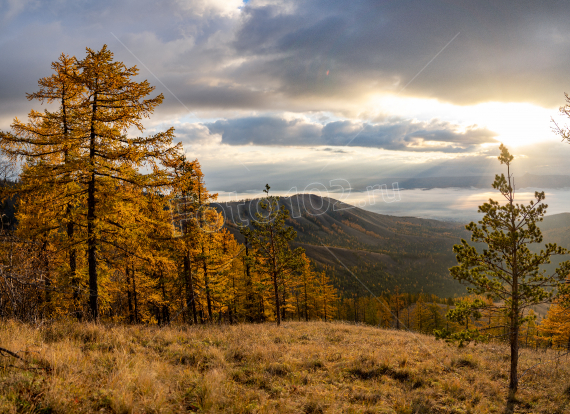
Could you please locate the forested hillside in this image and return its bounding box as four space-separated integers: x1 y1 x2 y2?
536 212 570 247
0 48 342 326
219 194 470 298
220 197 570 299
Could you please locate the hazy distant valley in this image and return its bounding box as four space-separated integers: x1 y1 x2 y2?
216 175 570 222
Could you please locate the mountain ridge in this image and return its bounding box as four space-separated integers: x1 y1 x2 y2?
216 194 570 298
367 173 570 190
218 194 468 297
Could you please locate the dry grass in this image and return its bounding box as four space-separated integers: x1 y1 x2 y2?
0 320 569 413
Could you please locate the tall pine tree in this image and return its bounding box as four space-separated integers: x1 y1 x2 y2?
447 144 570 401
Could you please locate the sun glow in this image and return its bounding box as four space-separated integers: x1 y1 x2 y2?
470 102 560 148
366 94 561 148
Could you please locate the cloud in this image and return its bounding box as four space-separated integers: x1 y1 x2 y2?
232 0 570 107
206 117 321 146
2 0 570 194
203 116 497 152
2 0 570 126
173 123 222 146
191 141 570 193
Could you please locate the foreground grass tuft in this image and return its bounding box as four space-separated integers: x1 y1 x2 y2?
0 320 569 413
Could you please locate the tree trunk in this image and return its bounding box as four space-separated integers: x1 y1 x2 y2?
160 272 169 325
281 283 287 321
184 253 198 324
268 224 280 326
304 279 309 322
87 91 98 321
509 310 520 399
509 182 520 401
273 270 281 326
126 265 133 323
231 271 236 324
324 291 327 322
203 248 213 322
42 240 51 309
68 220 78 309
354 295 358 323
419 305 423 332
395 302 400 329
62 83 79 319
132 266 138 324
244 241 254 322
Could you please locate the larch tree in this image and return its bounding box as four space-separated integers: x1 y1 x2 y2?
539 300 570 350
73 45 180 319
412 293 430 333
170 156 203 324
389 287 406 329
296 253 318 321
446 144 570 401
1 46 181 320
0 54 86 316
241 184 304 326
170 156 220 323
318 270 338 322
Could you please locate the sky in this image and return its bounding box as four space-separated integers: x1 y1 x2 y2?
3 0 570 196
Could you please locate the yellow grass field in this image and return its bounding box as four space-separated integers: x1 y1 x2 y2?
0 320 569 413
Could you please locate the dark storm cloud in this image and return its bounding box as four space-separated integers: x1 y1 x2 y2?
2 0 570 129
206 117 321 146
0 0 244 126
232 0 570 107
201 117 497 152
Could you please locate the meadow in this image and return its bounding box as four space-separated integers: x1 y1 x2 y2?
1 321 569 413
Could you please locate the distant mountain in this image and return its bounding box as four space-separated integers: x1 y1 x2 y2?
531 212 570 282
536 212 570 247
371 174 570 190
216 195 570 299
218 194 470 298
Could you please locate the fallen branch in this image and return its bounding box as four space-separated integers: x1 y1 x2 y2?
0 346 51 372
0 346 25 362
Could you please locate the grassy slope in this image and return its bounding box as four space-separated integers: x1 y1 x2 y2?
1 321 569 413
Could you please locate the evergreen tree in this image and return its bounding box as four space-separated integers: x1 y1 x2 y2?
445 144 570 400
296 254 318 321
412 293 430 333
375 297 392 328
